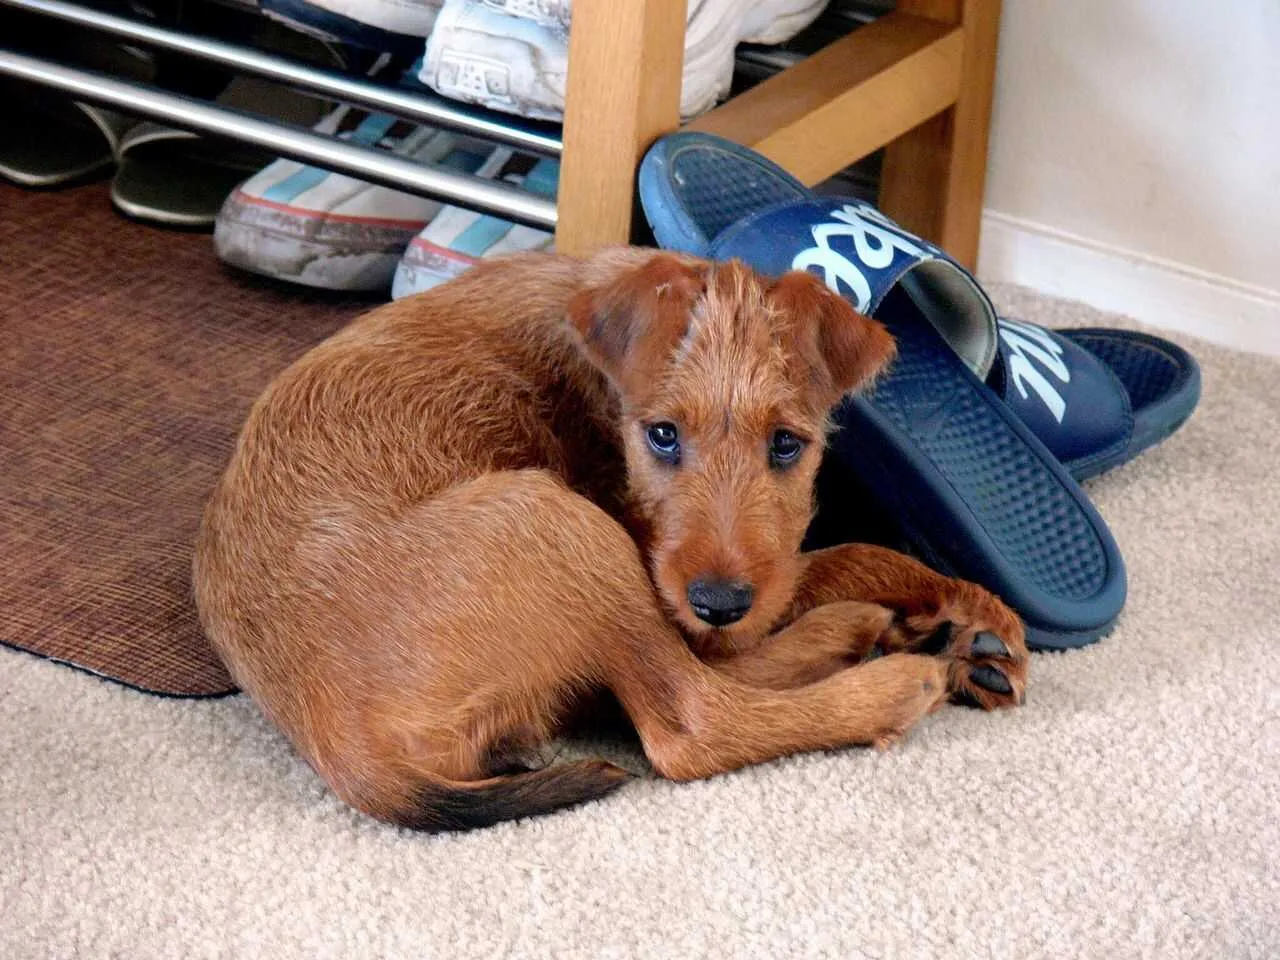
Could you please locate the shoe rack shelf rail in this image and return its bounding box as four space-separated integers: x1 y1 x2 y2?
0 0 1001 267
0 0 561 228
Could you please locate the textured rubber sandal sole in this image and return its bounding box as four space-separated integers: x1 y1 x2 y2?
835 293 1126 650
1058 328 1202 481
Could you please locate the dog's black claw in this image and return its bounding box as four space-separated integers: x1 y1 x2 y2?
970 664 1013 695
970 631 1010 660
919 621 954 655
951 688 984 709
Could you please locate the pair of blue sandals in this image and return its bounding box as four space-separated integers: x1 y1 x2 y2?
639 133 1201 651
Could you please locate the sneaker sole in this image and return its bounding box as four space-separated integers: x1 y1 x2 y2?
390 234 480 296
215 190 429 291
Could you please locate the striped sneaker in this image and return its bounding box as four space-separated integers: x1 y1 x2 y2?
391 154 557 298
213 105 502 291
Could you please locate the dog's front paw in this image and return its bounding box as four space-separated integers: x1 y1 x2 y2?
935 621 1027 710
892 586 1028 710
853 654 949 749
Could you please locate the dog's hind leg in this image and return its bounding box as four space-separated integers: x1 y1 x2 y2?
606 638 946 781
293 468 649 830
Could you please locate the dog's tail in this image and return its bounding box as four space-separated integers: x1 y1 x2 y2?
387 760 633 832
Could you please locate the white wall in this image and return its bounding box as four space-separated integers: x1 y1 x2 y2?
977 0 1280 352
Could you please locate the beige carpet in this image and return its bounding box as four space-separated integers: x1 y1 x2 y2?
2 284 1277 959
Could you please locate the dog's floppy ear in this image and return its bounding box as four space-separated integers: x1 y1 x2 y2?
769 269 896 407
568 253 707 394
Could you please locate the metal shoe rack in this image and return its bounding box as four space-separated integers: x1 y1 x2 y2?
0 0 560 229
1 0 1000 265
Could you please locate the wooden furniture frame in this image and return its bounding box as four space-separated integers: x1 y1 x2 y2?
556 0 1001 269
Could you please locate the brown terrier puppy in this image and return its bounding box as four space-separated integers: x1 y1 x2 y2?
194 248 1027 831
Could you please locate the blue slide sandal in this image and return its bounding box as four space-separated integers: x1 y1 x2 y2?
638 133 1160 650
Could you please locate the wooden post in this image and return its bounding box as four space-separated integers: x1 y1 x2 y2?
878 0 1002 268
554 0 687 256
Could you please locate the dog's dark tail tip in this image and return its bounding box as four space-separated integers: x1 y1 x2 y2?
391 759 634 833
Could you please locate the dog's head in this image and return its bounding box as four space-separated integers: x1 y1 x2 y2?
569 251 895 649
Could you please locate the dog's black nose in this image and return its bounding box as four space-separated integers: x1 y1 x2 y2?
687 579 754 627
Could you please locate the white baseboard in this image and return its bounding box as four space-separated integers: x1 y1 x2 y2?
977 211 1280 357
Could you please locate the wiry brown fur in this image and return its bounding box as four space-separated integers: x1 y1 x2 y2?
194 248 1027 832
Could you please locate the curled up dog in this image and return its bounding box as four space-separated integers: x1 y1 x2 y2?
193 248 1028 831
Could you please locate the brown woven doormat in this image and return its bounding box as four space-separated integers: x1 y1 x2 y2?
0 183 367 696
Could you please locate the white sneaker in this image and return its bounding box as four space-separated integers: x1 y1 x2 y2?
392 154 558 298
214 105 502 291
421 0 830 121
291 0 442 35
262 0 444 45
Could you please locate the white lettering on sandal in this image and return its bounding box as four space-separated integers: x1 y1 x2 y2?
791 207 1071 424
790 204 930 312
999 318 1070 423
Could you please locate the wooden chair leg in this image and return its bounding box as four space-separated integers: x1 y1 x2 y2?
879 0 1002 269
554 0 686 256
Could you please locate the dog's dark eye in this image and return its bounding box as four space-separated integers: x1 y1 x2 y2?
769 429 805 468
646 422 681 464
